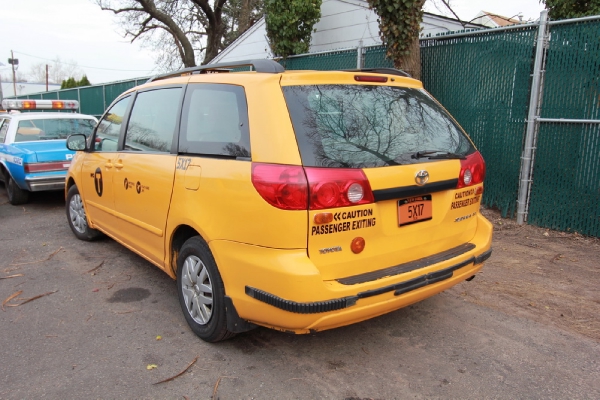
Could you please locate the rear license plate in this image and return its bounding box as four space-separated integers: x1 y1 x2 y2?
398 195 432 226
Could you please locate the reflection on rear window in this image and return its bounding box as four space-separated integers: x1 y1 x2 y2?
283 85 474 168
15 118 96 142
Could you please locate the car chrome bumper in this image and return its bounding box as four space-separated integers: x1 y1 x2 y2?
25 176 66 191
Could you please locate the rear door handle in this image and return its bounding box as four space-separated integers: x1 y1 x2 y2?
114 160 124 170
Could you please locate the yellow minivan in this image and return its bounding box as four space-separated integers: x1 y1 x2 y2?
65 60 492 342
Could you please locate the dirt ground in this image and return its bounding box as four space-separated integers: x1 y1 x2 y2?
459 208 600 341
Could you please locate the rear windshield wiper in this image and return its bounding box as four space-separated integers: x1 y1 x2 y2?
411 150 466 160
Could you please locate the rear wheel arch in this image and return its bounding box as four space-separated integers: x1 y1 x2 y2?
170 224 202 276
1 164 10 182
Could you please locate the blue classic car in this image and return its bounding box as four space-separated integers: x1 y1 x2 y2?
0 99 97 205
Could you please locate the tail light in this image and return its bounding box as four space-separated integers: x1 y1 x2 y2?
354 75 388 83
251 164 374 211
251 164 308 210
457 151 486 188
24 161 71 173
305 167 374 210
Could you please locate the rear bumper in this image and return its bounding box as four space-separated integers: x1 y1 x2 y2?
25 174 66 192
245 247 492 315
211 213 493 333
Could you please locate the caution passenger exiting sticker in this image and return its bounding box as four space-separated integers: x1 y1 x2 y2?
312 208 376 236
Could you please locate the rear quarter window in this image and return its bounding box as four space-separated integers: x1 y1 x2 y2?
0 118 9 142
283 85 474 168
178 84 250 158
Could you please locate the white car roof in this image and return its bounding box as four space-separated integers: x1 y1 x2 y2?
6 112 97 121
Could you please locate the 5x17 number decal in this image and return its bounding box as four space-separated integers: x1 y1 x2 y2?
176 158 192 170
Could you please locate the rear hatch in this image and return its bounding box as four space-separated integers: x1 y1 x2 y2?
281 75 486 281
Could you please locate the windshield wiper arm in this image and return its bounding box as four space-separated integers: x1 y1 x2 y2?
427 152 466 160
411 150 438 159
411 150 466 160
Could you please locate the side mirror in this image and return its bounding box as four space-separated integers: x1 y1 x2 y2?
66 134 88 151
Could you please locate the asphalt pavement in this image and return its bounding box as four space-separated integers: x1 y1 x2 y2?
0 188 598 399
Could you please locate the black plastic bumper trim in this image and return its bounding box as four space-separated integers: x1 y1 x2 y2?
475 248 492 264
357 257 475 299
337 243 476 285
245 248 492 314
245 287 358 314
372 179 458 202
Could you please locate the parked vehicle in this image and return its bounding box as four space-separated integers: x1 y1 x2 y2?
65 60 493 342
0 100 97 204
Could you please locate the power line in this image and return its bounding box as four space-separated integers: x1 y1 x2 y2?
13 50 157 73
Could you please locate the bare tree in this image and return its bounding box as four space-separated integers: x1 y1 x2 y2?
27 57 84 84
222 0 263 47
96 0 229 70
1 71 27 83
426 0 467 27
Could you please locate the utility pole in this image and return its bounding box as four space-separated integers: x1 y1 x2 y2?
8 50 19 96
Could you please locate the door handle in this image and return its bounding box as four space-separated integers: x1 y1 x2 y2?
114 160 124 170
105 161 114 169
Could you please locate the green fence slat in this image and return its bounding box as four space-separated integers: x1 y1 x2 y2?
79 86 105 116
104 81 138 108
58 89 79 101
364 46 394 68
41 92 59 100
420 26 538 218
527 19 600 236
282 49 357 70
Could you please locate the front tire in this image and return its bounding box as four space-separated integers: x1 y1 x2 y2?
6 175 29 205
66 185 102 241
177 236 235 342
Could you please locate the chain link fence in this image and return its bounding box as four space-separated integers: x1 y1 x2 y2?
13 78 148 118
421 26 538 219
527 18 600 235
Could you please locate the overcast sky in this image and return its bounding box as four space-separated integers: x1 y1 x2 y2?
0 0 546 85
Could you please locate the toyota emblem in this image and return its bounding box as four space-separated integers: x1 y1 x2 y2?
415 170 429 186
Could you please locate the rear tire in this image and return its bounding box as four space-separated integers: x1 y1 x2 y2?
6 175 29 205
66 185 102 241
177 236 235 342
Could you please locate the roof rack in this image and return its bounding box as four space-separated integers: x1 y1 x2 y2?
147 59 285 83
342 68 412 78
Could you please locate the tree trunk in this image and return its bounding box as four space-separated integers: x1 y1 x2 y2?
240 0 251 32
203 29 220 64
182 46 197 68
397 36 421 80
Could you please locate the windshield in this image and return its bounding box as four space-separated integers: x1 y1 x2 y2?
15 118 96 142
283 85 475 168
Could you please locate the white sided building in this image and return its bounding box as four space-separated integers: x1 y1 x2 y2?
210 0 485 64
1 82 61 100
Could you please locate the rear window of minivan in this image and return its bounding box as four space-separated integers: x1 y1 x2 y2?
283 85 475 168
